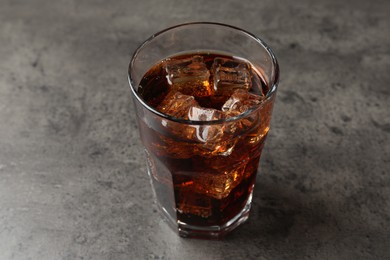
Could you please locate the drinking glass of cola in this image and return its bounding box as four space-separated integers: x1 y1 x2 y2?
128 22 279 239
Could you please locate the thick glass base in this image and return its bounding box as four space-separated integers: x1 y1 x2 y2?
157 191 253 240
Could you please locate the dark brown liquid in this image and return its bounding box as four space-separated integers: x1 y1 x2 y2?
137 53 274 229
138 53 268 109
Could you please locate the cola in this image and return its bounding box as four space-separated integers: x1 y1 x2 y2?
136 53 275 236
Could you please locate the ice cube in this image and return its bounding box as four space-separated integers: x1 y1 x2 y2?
151 134 198 158
199 139 237 156
244 156 260 179
188 106 223 121
188 106 224 143
222 89 263 115
176 190 212 218
191 164 246 199
222 89 264 135
198 145 250 170
212 57 252 95
188 106 241 155
155 92 228 151
157 91 198 119
164 56 213 97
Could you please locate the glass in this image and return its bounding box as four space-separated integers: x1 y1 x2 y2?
128 22 279 239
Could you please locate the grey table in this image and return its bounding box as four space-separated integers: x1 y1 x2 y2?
0 0 389 259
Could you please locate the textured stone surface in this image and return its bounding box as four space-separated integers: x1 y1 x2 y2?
0 0 389 259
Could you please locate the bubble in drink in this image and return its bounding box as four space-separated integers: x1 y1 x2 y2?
137 53 272 229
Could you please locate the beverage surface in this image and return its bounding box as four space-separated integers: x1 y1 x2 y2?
136 53 274 230
138 53 269 118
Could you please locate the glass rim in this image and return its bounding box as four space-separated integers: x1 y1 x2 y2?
128 22 279 126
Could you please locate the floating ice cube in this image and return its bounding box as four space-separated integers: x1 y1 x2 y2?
198 138 238 156
222 89 263 115
157 91 198 119
188 106 223 121
164 56 213 97
188 106 224 143
212 57 252 95
221 89 264 135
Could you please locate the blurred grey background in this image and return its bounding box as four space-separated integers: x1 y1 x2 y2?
0 0 389 259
